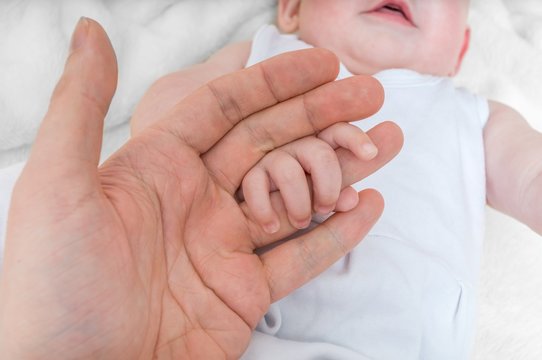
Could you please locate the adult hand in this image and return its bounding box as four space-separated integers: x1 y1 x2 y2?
0 18 402 359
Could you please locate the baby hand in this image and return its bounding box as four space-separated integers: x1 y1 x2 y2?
241 122 378 234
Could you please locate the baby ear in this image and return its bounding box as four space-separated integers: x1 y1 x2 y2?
277 0 302 33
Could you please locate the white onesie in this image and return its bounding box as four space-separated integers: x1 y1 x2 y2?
241 25 489 360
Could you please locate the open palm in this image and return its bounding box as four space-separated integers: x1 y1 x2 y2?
0 19 402 359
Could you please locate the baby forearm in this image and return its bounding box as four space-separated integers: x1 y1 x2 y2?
518 170 542 235
131 41 251 134
130 63 237 134
484 101 542 235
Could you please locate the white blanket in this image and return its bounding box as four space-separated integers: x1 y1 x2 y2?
0 0 541 358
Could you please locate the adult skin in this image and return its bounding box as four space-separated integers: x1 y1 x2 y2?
0 18 402 359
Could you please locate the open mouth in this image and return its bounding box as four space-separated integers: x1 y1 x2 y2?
368 1 415 27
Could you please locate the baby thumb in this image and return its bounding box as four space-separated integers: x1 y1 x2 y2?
25 17 118 181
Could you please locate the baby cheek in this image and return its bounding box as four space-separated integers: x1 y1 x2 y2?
298 1 354 44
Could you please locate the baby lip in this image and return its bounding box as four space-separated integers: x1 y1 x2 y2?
382 4 407 19
369 0 415 27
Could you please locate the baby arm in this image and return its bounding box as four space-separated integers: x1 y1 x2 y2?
241 123 378 234
131 41 251 134
485 100 542 234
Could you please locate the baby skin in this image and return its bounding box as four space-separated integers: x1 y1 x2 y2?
130 0 542 357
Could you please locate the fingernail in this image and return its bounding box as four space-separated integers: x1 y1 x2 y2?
315 205 334 215
294 218 312 230
70 17 90 53
362 143 378 159
264 222 280 234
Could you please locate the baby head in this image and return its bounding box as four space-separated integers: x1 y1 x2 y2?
277 0 471 77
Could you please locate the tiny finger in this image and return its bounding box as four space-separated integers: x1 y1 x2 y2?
334 186 359 212
318 123 378 161
285 138 342 215
242 167 280 234
267 153 312 229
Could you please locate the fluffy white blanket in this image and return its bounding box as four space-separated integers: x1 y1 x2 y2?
1 0 541 358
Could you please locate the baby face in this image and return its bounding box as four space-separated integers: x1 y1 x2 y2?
278 0 471 76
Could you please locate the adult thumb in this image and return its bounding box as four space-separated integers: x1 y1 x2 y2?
25 17 118 180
